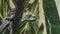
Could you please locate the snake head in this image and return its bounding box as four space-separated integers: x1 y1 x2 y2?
21 12 37 21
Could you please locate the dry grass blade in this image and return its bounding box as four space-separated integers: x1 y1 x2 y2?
38 0 47 34
54 0 60 18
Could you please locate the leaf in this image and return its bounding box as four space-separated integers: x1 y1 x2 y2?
28 0 38 12
43 0 60 34
0 13 2 19
37 24 43 34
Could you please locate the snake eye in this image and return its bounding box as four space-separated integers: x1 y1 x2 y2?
25 14 31 18
28 14 32 18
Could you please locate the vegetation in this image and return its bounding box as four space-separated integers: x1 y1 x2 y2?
0 0 60 34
